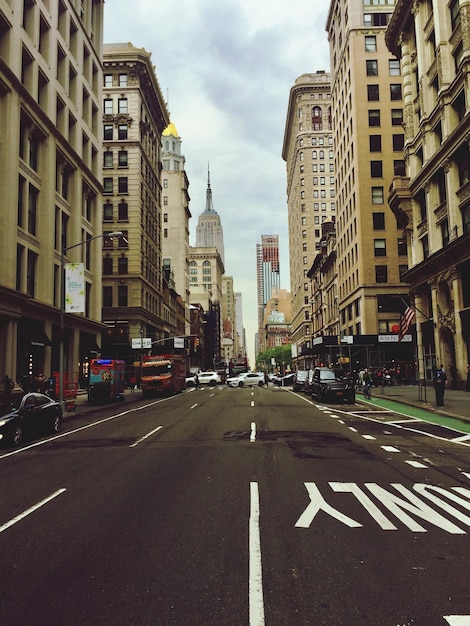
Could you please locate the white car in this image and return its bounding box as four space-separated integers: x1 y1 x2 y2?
196 371 222 386
226 372 265 388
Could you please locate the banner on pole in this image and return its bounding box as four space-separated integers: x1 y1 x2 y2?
65 263 85 313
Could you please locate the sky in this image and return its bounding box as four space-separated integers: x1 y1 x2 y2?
103 0 332 365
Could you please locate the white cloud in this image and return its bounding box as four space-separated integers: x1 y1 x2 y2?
104 0 332 364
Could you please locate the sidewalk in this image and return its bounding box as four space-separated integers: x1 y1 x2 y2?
66 387 144 416
368 383 470 424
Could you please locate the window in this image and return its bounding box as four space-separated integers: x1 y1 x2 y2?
118 256 128 274
390 84 402 100
104 98 113 114
394 160 406 176
27 184 38 235
103 151 113 168
374 239 386 257
392 134 404 151
372 187 384 204
375 266 388 283
118 98 127 114
399 265 408 281
450 0 461 31
367 85 380 101
118 124 128 140
117 285 128 307
389 59 400 76
103 286 113 307
373 213 385 230
370 161 383 177
368 110 381 126
103 177 113 194
118 201 128 221
118 150 128 167
391 109 403 126
103 124 113 140
366 60 378 76
118 73 127 86
118 231 128 248
441 219 450 246
369 135 382 152
118 177 128 193
103 257 113 274
104 74 113 87
365 35 376 52
103 202 113 221
312 106 322 130
26 250 37 297
421 235 429 259
398 238 407 256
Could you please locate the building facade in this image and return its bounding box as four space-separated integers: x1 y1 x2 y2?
101 43 171 362
386 0 470 387
256 235 281 354
0 0 104 387
195 167 225 266
161 121 191 335
326 0 414 369
263 287 292 350
282 71 335 369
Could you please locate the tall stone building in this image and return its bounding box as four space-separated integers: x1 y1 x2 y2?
386 0 470 387
282 71 335 369
161 121 191 334
256 235 281 354
0 0 104 386
101 43 171 359
325 0 413 368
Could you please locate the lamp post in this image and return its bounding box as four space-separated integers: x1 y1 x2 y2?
59 231 122 410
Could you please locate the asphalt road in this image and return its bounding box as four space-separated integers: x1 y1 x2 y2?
1 385 470 626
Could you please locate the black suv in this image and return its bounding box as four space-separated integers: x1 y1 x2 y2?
309 367 355 404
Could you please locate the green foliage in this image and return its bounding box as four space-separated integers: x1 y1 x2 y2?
256 345 292 371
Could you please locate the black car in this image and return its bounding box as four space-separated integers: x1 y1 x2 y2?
0 392 63 447
293 370 308 391
309 367 355 403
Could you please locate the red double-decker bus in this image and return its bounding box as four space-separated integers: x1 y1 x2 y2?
228 357 249 377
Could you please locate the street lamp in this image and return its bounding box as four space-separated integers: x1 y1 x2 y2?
59 231 122 409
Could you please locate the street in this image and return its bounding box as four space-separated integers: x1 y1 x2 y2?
1 385 470 626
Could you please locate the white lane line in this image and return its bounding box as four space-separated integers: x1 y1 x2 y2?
190 404 198 409
362 435 376 440
251 401 255 407
0 489 66 534
405 460 428 468
348 427 358 433
381 445 400 453
452 434 470 443
463 473 470 481
250 422 256 443
249 482 265 626
130 425 163 448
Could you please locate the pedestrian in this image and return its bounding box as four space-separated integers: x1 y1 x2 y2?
363 368 373 399
433 365 447 406
264 371 269 388
194 374 199 389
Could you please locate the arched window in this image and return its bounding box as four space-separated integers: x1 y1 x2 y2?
312 106 322 130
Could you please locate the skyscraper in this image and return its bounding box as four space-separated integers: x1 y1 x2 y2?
256 235 281 353
195 167 225 266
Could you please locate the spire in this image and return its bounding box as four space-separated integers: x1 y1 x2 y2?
205 163 214 213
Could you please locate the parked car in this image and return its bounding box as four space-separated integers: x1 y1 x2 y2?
309 367 355 403
0 391 63 447
293 370 308 391
226 372 265 388
196 371 222 386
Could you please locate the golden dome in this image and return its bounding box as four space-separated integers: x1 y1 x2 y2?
163 122 178 137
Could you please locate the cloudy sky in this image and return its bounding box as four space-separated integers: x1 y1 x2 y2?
104 0 332 364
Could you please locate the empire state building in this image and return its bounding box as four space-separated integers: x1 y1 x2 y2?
195 167 225 266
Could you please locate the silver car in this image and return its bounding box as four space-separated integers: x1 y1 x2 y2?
226 372 265 388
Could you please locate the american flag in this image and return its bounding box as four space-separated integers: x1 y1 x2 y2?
398 305 416 341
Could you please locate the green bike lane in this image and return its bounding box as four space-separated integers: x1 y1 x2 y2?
357 394 470 436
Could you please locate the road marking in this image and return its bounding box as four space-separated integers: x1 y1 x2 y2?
463 473 470 481
452 434 470 443
250 422 256 443
362 434 376 440
348 427 358 433
130 425 163 448
444 617 470 625
405 460 427 468
251 401 255 407
249 482 265 626
190 403 198 409
381 445 400 453
0 489 66 533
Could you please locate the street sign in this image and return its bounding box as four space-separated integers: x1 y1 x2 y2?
131 337 152 349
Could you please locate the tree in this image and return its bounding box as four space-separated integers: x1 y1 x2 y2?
256 345 292 372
